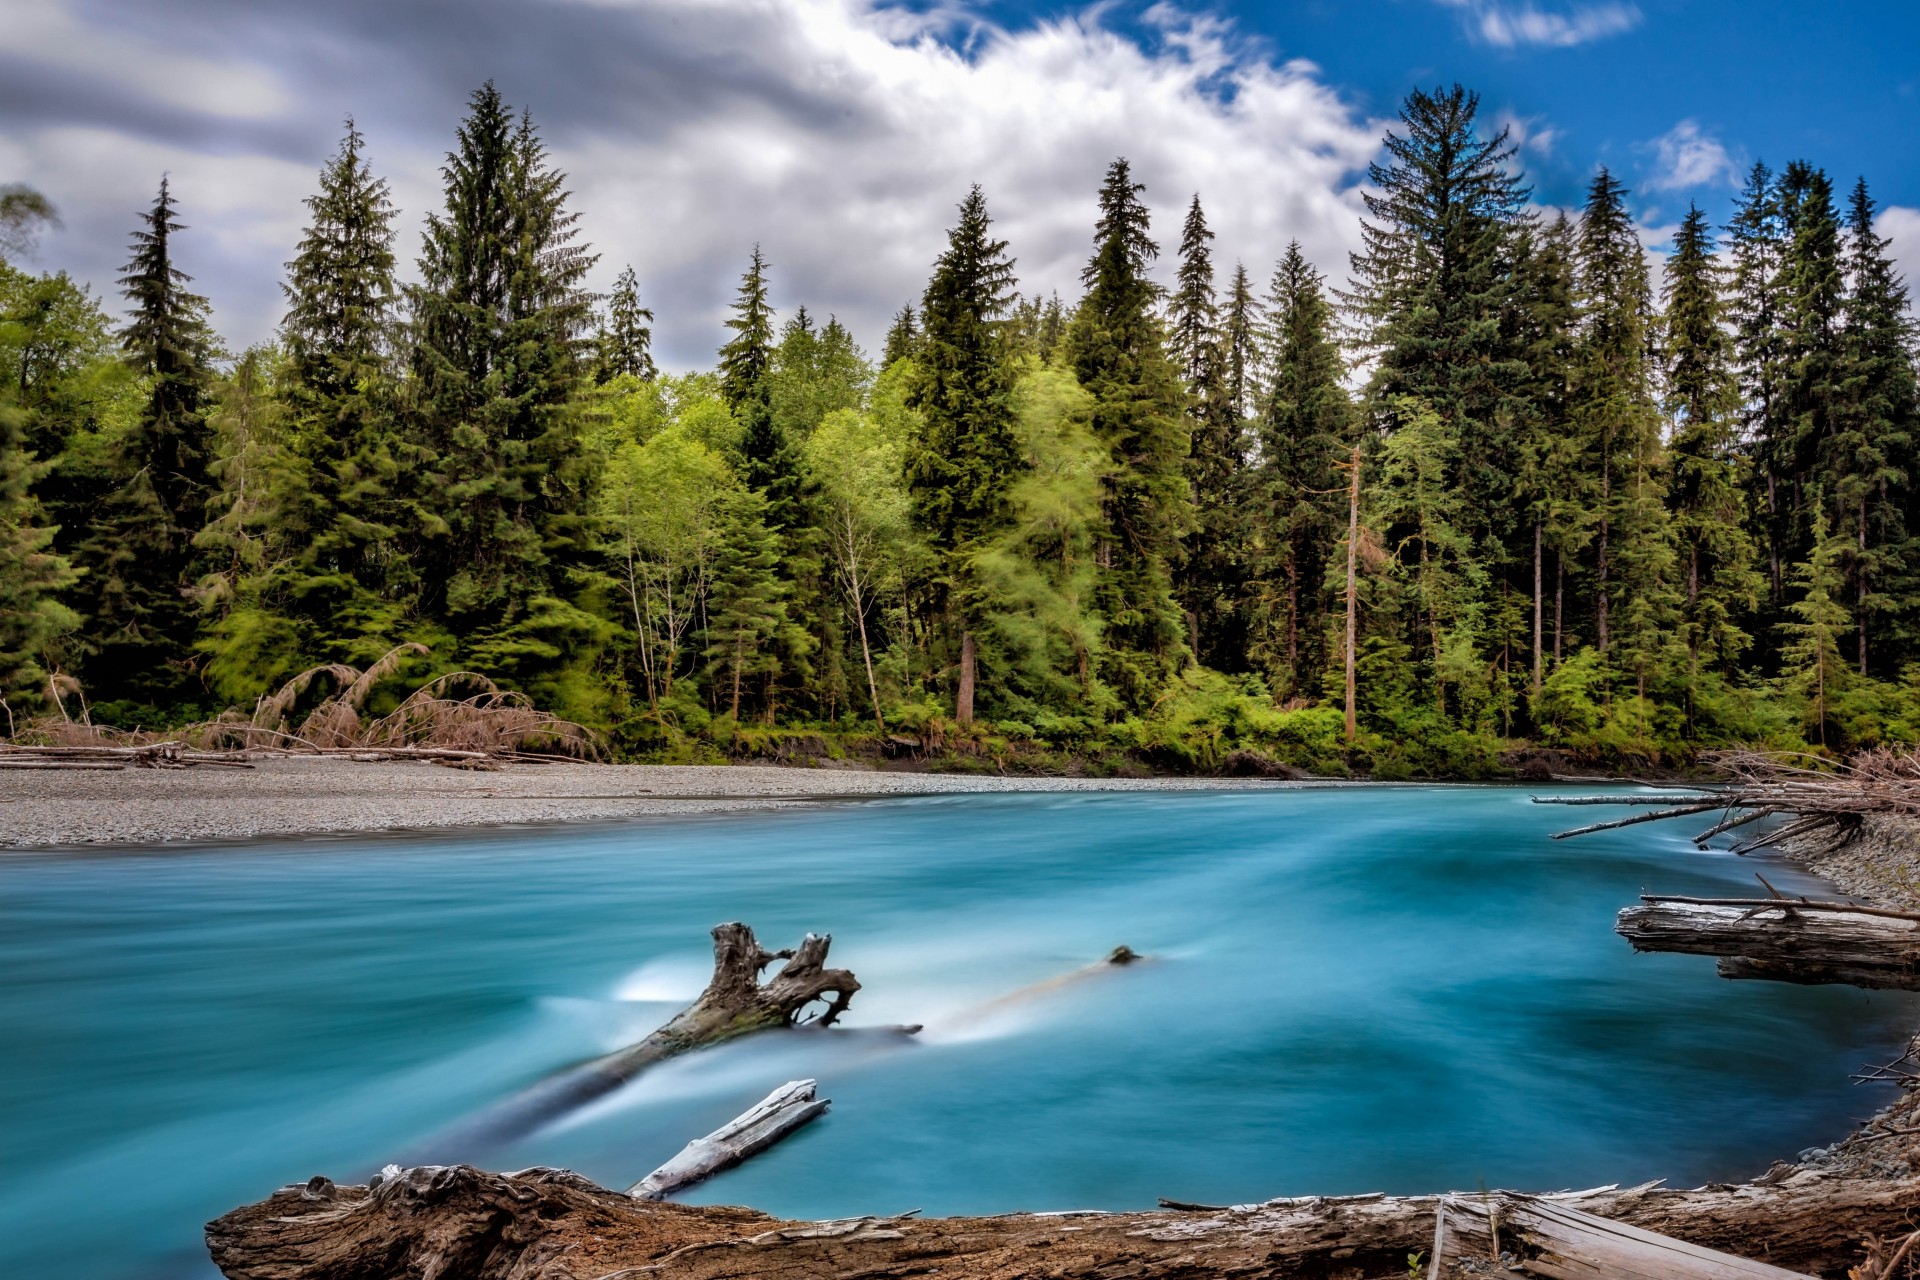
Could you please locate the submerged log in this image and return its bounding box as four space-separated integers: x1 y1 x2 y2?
406 924 861 1157
205 1161 1908 1280
629 1079 829 1201
1617 897 1920 990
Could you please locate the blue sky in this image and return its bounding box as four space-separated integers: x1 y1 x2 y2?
3 0 1914 366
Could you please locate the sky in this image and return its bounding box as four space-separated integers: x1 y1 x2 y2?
5 0 1918 370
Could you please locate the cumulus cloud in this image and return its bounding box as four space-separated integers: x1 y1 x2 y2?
1881 205 1920 292
2 0 1386 370
1434 0 1642 49
1642 119 1740 192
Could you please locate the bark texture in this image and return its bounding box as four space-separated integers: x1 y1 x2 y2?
1617 898 1920 990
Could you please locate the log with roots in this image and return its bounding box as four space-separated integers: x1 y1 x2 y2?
1617 896 1920 991
204 1159 1912 1280
408 924 862 1157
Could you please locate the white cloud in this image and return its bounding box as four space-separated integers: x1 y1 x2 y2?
1881 205 1920 291
7 0 1387 369
1642 119 1740 193
1435 0 1642 48
1495 110 1560 159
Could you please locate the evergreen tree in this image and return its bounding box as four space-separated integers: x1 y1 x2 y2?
1170 195 1247 669
257 118 406 671
596 264 655 382
703 488 794 723
408 85 602 702
1570 169 1677 696
718 244 774 409
1727 161 1791 602
882 303 920 368
1252 242 1351 696
1779 162 1847 572
81 177 218 709
1778 507 1851 745
1065 159 1192 704
1661 205 1759 686
905 185 1022 724
1832 178 1918 673
1221 262 1262 421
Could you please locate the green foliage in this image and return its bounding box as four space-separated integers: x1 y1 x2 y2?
596 264 656 383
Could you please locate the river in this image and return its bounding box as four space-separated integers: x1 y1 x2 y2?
3 785 1913 1279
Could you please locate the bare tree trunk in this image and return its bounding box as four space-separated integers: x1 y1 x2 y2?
1554 550 1565 664
730 635 743 722
1344 443 1359 746
1532 521 1543 699
956 630 976 728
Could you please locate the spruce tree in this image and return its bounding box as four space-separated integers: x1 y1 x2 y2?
1253 242 1351 696
1832 178 1918 673
1661 205 1759 685
596 264 655 382
1169 194 1248 669
1726 161 1791 602
905 185 1022 724
1779 162 1846 570
82 177 218 710
1221 263 1262 421
703 489 795 723
1065 159 1192 704
1570 168 1676 694
1779 508 1851 746
882 303 920 368
408 85 601 699
267 118 406 667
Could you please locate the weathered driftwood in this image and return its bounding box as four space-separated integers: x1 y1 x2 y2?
204 1160 1909 1280
1435 1191 1814 1279
0 741 254 769
629 1080 829 1201
1617 896 1920 990
408 924 862 1157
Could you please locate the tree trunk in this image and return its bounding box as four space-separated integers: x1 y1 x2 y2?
629 1080 830 1201
403 924 863 1159
1859 496 1870 678
207 1161 1906 1280
956 629 976 727
1554 550 1564 664
1617 896 1920 991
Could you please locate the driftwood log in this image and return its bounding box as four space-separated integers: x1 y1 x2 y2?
205 1157 1917 1280
629 1079 829 1200
408 924 863 1158
1617 896 1920 991
1435 1192 1815 1278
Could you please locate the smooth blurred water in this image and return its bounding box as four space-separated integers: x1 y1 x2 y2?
3 786 1915 1280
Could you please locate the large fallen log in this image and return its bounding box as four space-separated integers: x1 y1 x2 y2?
629 1079 829 1201
1617 896 1920 990
404 924 863 1158
204 1159 1912 1280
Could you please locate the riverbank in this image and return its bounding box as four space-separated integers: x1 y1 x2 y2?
0 757 1308 849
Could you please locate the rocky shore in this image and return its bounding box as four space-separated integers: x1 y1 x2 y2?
0 756 1306 850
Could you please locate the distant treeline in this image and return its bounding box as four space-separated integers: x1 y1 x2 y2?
1 82 1916 774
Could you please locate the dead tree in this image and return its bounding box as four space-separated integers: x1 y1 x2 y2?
409 924 862 1157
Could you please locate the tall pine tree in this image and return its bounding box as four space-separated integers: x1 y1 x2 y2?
596 264 655 382
81 177 218 710
1065 159 1191 705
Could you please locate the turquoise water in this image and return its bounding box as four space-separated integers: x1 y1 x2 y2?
3 786 1914 1280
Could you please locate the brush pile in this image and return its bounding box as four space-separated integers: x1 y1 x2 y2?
1 646 598 771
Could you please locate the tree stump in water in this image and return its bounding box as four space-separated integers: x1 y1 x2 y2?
408 923 861 1156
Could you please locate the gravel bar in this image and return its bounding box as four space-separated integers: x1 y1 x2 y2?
0 757 1302 850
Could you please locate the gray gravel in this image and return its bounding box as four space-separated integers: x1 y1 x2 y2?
0 757 1294 850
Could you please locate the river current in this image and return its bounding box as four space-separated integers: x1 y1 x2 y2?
4 785 1915 1279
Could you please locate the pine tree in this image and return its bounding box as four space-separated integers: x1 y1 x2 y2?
408 85 602 701
1661 205 1759 686
1779 162 1846 573
1570 168 1676 694
1253 242 1351 696
882 303 920 368
1727 161 1791 603
1221 263 1262 421
81 176 218 709
265 118 406 668
905 185 1022 724
718 245 775 409
703 488 792 723
1065 159 1192 704
1170 195 1247 669
1832 178 1918 674
1779 508 1851 746
596 264 655 382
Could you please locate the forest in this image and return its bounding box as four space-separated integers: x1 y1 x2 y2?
1 81 1916 777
